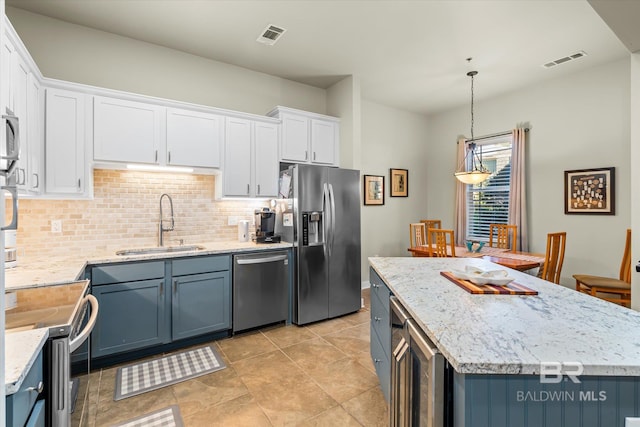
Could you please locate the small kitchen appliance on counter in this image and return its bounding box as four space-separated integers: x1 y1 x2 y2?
254 208 281 243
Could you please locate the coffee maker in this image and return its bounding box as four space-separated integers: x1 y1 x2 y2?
255 208 281 243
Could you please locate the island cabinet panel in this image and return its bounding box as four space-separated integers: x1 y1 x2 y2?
454 373 640 427
369 267 392 402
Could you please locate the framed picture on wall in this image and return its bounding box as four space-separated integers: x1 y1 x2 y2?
364 175 385 205
564 167 615 215
390 168 408 197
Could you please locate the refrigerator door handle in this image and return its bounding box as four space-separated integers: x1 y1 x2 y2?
328 183 336 255
323 182 330 259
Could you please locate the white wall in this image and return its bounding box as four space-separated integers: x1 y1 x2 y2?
426 58 631 287
6 7 326 116
327 75 362 170
360 100 430 282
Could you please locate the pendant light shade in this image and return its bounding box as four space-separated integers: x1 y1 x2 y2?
455 70 491 184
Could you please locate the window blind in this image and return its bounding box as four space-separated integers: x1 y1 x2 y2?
466 140 512 241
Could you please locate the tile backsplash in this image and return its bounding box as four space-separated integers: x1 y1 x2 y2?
9 169 269 258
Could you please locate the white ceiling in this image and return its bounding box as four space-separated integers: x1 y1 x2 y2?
6 0 631 115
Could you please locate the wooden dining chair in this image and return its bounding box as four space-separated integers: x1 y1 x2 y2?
409 223 427 254
489 224 518 251
573 229 631 307
539 232 566 284
420 219 442 230
427 228 456 257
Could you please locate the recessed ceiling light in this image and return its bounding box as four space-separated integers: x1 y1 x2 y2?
543 50 588 69
257 24 287 46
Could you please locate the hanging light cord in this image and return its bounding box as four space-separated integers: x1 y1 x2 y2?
467 70 480 171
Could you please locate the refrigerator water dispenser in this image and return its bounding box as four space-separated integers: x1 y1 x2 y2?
302 211 323 246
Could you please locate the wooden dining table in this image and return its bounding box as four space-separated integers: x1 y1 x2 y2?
407 245 545 271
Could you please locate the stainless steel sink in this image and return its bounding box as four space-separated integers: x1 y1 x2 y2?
116 245 206 256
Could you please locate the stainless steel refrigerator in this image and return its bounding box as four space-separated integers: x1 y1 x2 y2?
277 164 361 325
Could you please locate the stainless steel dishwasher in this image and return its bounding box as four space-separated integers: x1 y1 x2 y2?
233 251 289 333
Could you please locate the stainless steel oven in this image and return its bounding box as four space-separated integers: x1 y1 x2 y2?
390 296 449 427
5 280 98 427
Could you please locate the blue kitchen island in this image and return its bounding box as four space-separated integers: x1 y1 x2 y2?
369 256 640 427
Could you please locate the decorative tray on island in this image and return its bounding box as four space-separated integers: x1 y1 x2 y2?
441 268 538 295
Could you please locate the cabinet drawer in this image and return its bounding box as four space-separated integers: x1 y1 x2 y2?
370 268 391 313
172 255 229 276
6 351 43 427
91 261 165 285
370 291 391 360
370 325 391 403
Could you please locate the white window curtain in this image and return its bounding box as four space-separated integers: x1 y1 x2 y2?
454 138 467 246
508 128 528 251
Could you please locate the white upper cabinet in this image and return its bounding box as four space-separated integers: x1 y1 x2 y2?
280 114 309 163
221 118 279 198
166 108 222 168
94 96 162 164
223 117 252 197
3 30 43 195
26 74 43 194
310 119 336 165
268 106 339 166
253 121 279 197
45 88 86 195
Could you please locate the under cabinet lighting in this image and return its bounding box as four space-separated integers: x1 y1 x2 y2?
126 164 194 173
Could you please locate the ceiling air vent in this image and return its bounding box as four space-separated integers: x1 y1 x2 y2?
543 51 587 69
257 24 287 46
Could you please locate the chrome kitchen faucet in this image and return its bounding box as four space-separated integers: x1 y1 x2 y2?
159 193 175 246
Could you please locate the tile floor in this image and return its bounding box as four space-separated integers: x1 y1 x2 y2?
73 289 388 426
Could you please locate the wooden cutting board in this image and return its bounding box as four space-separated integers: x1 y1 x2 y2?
440 271 538 295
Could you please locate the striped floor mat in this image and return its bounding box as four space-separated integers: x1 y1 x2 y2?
111 405 184 427
114 345 226 401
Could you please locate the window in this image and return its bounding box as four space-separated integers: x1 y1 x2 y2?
466 136 512 241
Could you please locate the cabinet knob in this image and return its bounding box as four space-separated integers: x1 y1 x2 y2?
257 184 261 195
27 381 44 394
168 151 171 164
155 150 158 162
373 358 381 364
313 152 316 161
77 178 81 189
173 280 177 294
305 150 308 160
374 316 381 322
247 184 250 195
31 173 39 189
372 283 379 288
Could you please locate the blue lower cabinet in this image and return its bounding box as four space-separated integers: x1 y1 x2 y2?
172 271 231 340
90 256 232 359
92 279 170 358
369 267 392 402
25 399 45 427
6 351 43 427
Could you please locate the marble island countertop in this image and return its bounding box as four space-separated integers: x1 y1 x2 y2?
6 240 291 290
369 256 640 377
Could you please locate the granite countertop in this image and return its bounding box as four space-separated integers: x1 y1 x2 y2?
5 328 49 395
5 240 291 393
369 256 640 376
6 240 292 290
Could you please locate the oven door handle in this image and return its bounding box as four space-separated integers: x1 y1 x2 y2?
69 294 99 353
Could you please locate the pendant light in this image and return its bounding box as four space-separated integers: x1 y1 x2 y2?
454 70 491 185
